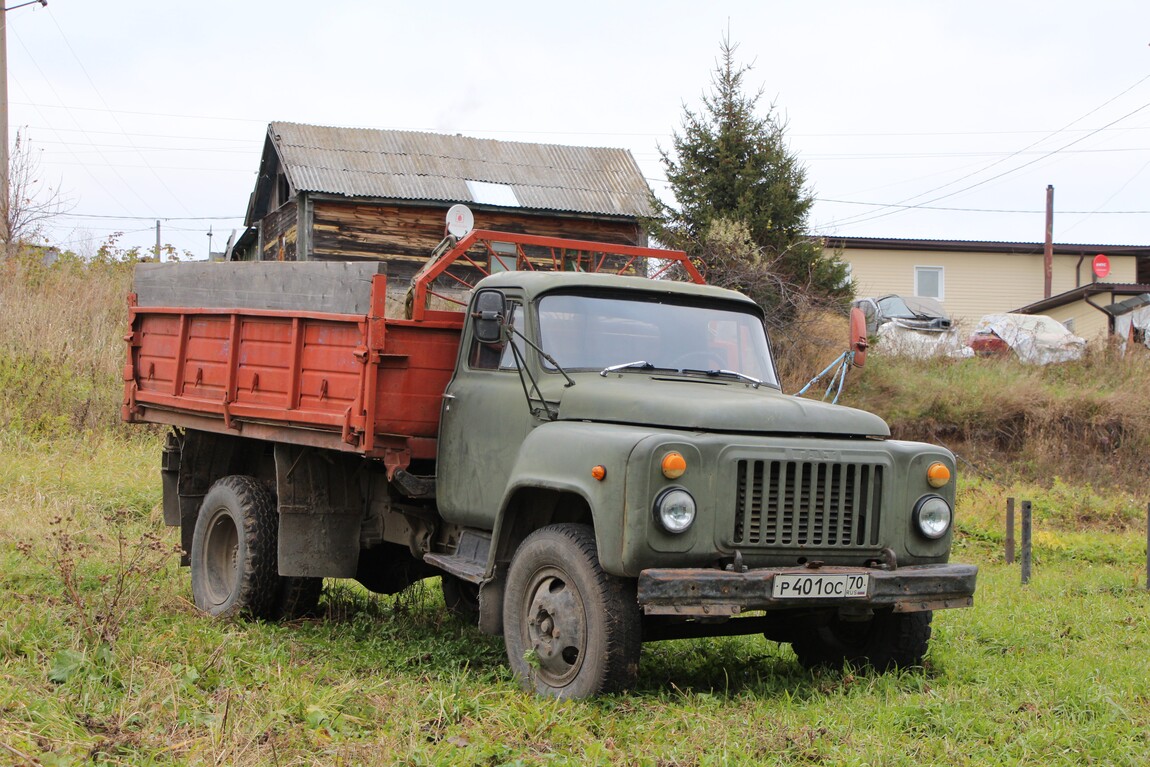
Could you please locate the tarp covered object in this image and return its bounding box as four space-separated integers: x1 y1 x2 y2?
972 313 1086 364
1114 305 1150 352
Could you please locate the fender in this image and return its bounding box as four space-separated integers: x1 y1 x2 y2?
486 420 657 577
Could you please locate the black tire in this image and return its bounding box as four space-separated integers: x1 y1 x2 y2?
790 610 933 671
441 574 480 625
503 524 641 699
189 475 280 619
275 576 324 621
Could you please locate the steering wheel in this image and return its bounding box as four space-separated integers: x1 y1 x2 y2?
673 351 725 370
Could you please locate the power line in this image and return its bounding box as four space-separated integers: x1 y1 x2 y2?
10 30 154 214
58 212 243 221
827 97 1150 229
824 72 1150 228
816 198 1150 215
46 8 193 216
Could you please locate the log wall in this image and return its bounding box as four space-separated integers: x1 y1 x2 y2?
308 201 645 265
259 202 299 262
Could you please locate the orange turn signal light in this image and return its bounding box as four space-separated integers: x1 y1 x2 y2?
661 452 687 479
591 465 607 482
926 462 951 488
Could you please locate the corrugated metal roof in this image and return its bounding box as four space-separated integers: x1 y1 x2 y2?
268 122 653 218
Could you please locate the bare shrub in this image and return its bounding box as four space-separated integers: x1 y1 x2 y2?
16 508 179 648
772 308 855 394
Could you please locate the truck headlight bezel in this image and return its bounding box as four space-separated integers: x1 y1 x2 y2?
653 487 696 534
913 494 953 539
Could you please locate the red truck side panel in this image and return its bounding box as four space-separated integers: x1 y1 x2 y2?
125 273 462 465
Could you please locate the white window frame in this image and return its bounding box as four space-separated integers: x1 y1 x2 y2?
914 266 945 300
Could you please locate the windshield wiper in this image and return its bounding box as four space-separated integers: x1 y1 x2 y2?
680 368 764 388
600 360 660 376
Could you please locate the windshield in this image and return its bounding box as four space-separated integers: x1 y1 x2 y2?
876 295 916 319
537 293 779 387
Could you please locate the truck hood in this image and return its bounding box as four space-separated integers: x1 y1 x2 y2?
554 375 890 438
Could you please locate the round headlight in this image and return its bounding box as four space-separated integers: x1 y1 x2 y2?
654 488 696 534
913 495 952 539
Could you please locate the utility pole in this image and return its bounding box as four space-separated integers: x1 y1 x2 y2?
155 220 161 260
2 4 10 249
1 1 49 251
1043 184 1054 299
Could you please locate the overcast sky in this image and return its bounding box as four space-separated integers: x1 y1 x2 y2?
8 0 1150 259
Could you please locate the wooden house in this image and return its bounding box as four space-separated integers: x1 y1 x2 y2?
230 122 654 288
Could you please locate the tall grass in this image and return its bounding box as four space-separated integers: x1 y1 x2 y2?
0 253 136 437
840 344 1150 493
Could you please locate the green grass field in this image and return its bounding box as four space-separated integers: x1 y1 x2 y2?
3 255 1149 765
2 432 1149 766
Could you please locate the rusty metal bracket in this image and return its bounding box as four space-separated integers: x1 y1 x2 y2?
341 407 357 446
383 448 411 480
222 392 237 430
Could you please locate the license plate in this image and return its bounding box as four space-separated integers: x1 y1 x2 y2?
772 573 869 599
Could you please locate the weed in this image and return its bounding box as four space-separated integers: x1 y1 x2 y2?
16 507 179 650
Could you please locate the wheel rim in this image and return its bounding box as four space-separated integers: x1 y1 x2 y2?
202 509 240 607
522 566 587 687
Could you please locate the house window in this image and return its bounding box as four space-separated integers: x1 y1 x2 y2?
488 242 518 273
276 173 290 208
915 266 944 299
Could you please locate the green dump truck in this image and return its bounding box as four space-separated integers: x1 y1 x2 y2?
124 222 976 699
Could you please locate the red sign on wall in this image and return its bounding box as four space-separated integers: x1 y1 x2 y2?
1092 254 1111 279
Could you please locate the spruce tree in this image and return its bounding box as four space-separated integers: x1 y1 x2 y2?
649 38 851 325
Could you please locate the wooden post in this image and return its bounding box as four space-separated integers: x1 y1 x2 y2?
1005 497 1015 564
1020 500 1032 585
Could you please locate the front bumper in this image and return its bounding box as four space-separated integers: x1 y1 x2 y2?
637 563 978 617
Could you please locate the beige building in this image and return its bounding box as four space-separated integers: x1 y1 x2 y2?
825 237 1150 339
1015 284 1150 342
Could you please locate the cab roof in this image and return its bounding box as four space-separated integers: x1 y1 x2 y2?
473 271 761 310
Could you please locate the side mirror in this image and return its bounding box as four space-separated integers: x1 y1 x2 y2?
472 289 507 344
849 306 869 368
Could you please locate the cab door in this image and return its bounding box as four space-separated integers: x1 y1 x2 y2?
436 294 538 528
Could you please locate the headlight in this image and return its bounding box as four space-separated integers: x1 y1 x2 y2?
913 495 952 539
654 488 696 534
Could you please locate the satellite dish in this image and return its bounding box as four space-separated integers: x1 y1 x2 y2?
849 306 869 368
446 204 474 238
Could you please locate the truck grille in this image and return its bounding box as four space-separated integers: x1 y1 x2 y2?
732 460 883 547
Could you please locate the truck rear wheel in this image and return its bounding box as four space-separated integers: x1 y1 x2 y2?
503 524 640 699
190 475 280 619
275 576 323 620
441 574 480 625
790 609 932 671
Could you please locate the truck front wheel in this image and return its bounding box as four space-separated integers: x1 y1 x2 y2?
190 475 280 619
503 524 640 699
789 609 933 671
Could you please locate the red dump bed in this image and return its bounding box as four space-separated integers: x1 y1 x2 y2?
123 262 462 464
123 231 698 469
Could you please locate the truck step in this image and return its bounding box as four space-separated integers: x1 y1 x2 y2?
423 529 490 583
